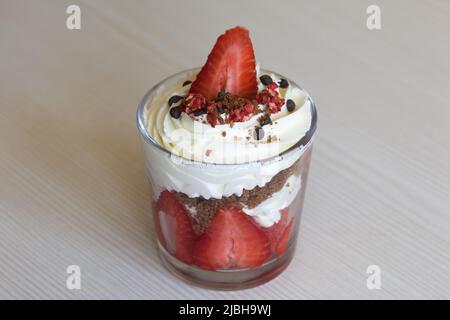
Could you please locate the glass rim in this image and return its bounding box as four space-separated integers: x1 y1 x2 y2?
136 67 317 167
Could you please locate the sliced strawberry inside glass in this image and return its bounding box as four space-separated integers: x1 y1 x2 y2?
156 190 196 264
192 206 270 270
264 208 289 253
275 219 294 257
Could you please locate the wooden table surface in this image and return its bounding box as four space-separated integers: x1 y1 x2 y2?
1 0 449 299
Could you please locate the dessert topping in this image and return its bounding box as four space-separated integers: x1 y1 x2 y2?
168 95 183 106
193 108 207 116
189 26 257 100
259 115 271 126
278 78 289 89
206 113 218 127
177 80 288 127
169 27 292 128
180 91 259 127
256 82 285 114
259 74 273 86
286 99 296 112
183 93 206 113
169 106 182 119
228 102 255 123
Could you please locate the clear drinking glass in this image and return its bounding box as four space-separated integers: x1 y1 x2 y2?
136 69 317 289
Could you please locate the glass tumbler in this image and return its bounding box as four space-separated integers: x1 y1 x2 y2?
137 69 317 289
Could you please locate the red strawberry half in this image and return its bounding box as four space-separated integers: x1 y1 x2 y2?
192 206 270 270
264 208 289 253
189 26 258 100
276 219 294 257
153 201 167 249
156 190 196 264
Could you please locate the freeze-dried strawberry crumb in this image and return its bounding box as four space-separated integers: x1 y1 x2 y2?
183 93 206 113
256 82 285 115
206 101 217 113
178 91 262 127
229 102 255 122
244 103 254 114
207 113 218 127
268 82 279 91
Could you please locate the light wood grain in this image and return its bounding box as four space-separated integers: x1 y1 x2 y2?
1 0 449 299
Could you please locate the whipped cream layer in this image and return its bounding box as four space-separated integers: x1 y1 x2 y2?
243 175 301 227
145 68 312 164
141 68 313 200
142 143 301 200
179 175 301 228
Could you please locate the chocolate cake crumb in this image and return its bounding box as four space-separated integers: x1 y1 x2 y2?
221 131 226 137
174 158 301 233
175 193 241 234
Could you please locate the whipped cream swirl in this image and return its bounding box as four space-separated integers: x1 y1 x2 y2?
145 69 312 164
140 68 314 201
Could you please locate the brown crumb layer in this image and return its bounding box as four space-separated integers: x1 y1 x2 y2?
175 158 300 234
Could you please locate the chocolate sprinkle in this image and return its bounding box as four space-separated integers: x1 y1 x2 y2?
286 99 296 112
259 74 273 86
169 106 182 119
253 127 265 140
182 80 192 86
261 115 271 126
217 90 227 99
193 108 207 116
168 95 183 106
278 78 289 88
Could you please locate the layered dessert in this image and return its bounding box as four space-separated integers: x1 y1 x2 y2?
138 27 316 282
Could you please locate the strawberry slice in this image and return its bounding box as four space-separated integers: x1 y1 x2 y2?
276 219 294 257
152 201 167 249
265 208 289 253
189 26 258 100
192 206 270 270
156 190 196 264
